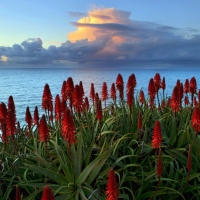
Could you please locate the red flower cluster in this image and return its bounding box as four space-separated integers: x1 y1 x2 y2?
34 106 39 126
191 107 200 134
25 106 32 132
102 82 108 102
6 96 17 137
42 84 53 112
139 90 145 104
148 78 156 107
110 83 116 102
127 74 136 93
61 80 67 101
66 77 75 99
184 79 189 94
8 95 17 124
106 169 118 200
152 120 162 149
41 186 55 200
61 108 76 146
0 102 8 142
39 114 49 143
55 94 62 121
72 84 83 113
79 81 84 99
189 77 197 95
90 83 95 105
154 73 161 92
161 77 166 91
126 75 135 108
83 96 89 111
96 100 103 122
116 73 124 100
171 86 180 112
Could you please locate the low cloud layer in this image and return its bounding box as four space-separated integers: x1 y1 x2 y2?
1 7 200 67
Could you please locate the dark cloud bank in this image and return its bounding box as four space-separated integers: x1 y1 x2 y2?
1 9 200 68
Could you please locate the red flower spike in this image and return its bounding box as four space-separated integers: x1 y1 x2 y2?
191 107 200 134
148 78 156 98
79 81 84 99
83 97 89 111
102 82 108 101
72 84 82 113
41 186 55 200
184 79 189 94
0 102 7 123
94 93 99 104
127 87 134 108
176 79 181 88
65 77 74 110
139 90 145 104
96 100 103 122
61 99 66 113
156 148 162 178
106 169 118 200
110 83 116 102
187 144 192 173
152 120 162 149
138 111 142 130
8 96 17 125
189 77 197 95
61 108 76 146
116 73 124 100
42 84 53 112
127 75 133 91
15 185 21 200
171 85 180 112
161 77 166 91
6 110 16 137
55 94 62 121
34 106 39 126
154 73 161 92
25 106 32 131
130 73 137 88
66 77 75 101
61 80 67 101
90 83 95 101
39 114 49 143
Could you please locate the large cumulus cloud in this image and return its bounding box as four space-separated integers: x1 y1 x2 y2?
1 7 200 67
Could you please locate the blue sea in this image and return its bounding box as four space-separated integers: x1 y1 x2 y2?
0 67 200 125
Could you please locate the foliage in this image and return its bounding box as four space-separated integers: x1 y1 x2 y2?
0 73 200 199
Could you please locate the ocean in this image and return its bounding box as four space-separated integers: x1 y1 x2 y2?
0 67 200 125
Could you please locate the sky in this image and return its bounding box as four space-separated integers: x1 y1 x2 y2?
1 0 200 68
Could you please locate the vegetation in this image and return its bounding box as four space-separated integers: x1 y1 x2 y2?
0 73 200 200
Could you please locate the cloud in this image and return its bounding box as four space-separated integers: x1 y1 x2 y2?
1 7 200 67
0 55 8 62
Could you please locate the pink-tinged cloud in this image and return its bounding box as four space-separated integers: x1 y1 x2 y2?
1 7 200 67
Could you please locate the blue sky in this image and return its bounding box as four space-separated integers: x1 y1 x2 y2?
1 0 200 68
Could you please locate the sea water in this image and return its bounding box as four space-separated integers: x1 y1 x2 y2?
0 67 200 125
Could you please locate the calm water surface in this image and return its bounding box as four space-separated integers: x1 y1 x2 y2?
0 68 200 124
